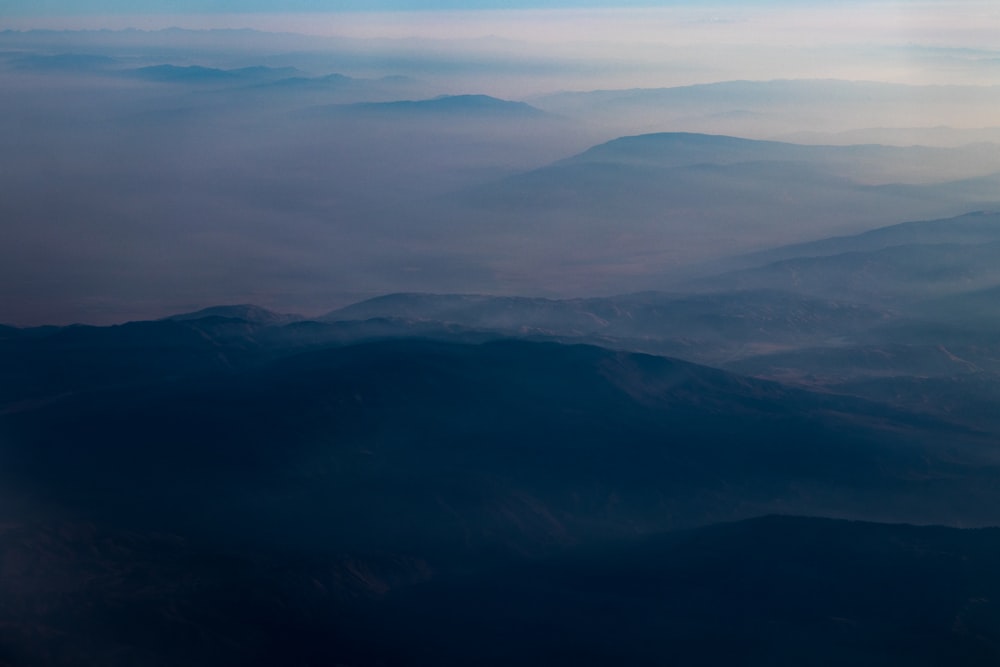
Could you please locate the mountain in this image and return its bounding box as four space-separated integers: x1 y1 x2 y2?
777 125 1000 147
535 79 1000 116
564 132 1000 185
361 515 1000 666
4 514 1000 666
5 337 998 553
210 72 433 105
322 290 894 364
0 518 435 667
531 79 1000 140
311 94 550 119
693 241 1000 305
128 64 240 82
0 318 267 406
125 64 303 84
227 65 303 80
4 322 1000 663
453 134 1000 276
911 283 1000 328
164 303 303 325
733 210 1000 266
0 314 514 408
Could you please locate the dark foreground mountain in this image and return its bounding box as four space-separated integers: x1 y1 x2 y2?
363 515 1000 666
3 325 1000 664
3 515 1000 666
8 336 995 541
5 333 1000 554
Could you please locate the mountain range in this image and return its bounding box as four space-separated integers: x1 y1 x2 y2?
5 34 1000 663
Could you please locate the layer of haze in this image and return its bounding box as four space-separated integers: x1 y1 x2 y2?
2 2 1000 325
7 4 1000 91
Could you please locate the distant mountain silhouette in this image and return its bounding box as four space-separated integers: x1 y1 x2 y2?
734 211 1000 266
323 290 892 364
126 64 302 84
165 304 303 325
314 94 549 118
5 336 997 558
4 514 1000 666
564 132 1000 185
455 134 1000 270
777 125 1000 147
361 515 1000 666
129 64 239 82
697 239 1000 304
533 79 1000 142
535 79 1000 113
912 283 1000 327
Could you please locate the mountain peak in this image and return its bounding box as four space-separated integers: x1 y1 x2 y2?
347 94 548 117
164 304 301 325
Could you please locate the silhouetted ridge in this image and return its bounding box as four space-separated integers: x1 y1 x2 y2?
738 210 1000 264
127 64 302 83
348 94 547 117
131 64 237 81
165 304 301 325
367 515 1000 666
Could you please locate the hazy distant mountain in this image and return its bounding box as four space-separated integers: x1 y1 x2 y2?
535 79 1000 114
215 71 435 105
728 340 994 383
319 290 1000 436
126 64 303 84
323 290 893 363
829 372 1000 435
911 283 1000 328
129 64 240 82
532 79 1000 140
453 133 1000 277
164 303 303 325
565 132 1000 186
734 211 1000 266
776 126 1000 148
696 241 1000 305
311 94 549 118
692 210 1000 305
